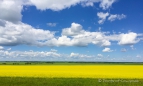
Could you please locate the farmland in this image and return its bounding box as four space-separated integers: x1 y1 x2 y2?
0 77 142 86
1 65 143 78
0 62 143 86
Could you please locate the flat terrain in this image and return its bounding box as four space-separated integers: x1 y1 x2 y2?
0 65 143 78
0 77 142 86
0 62 143 86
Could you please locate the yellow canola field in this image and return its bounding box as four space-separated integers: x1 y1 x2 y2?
0 65 143 78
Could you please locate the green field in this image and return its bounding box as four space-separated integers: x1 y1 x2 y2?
0 77 142 86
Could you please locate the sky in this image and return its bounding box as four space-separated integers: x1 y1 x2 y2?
0 0 143 62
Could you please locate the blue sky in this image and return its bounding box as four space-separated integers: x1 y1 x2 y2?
0 0 143 62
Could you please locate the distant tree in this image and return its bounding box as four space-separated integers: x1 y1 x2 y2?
2 63 6 65
13 63 19 65
25 62 31 65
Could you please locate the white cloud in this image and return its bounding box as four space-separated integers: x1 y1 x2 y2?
118 32 140 45
108 14 126 21
29 0 116 11
100 0 116 10
28 27 95 47
102 48 113 52
53 36 73 46
62 24 111 47
97 12 109 24
0 50 61 61
0 50 94 61
0 21 142 47
70 52 93 59
121 48 127 52
97 13 126 24
46 35 90 47
0 0 24 23
0 20 54 46
50 49 57 52
117 14 126 20
81 1 94 7
29 0 81 11
62 23 84 36
0 0 116 23
0 50 142 61
0 46 4 50
47 23 57 27
82 0 116 10
97 54 103 57
108 15 117 21
106 32 142 45
92 38 111 47
100 39 111 46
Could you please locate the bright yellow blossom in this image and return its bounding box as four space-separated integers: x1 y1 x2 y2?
0 65 143 78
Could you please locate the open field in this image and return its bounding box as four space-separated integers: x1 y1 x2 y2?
0 77 142 86
0 65 143 78
0 62 143 86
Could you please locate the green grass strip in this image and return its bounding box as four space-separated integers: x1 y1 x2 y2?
0 77 143 86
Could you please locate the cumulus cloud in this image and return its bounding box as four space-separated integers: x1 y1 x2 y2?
29 0 80 11
47 23 57 27
0 21 142 47
0 0 116 24
45 34 90 47
20 33 91 47
118 32 140 45
0 50 61 61
106 32 142 46
70 52 91 58
97 13 126 24
81 1 95 7
92 32 111 47
0 50 142 61
82 0 116 9
29 0 116 11
61 23 111 47
0 0 24 23
102 48 113 52
108 14 126 21
62 23 84 36
47 36 73 47
0 50 94 61
97 12 109 24
0 20 54 46
99 0 116 10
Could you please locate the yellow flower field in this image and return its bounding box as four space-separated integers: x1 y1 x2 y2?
0 65 143 78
